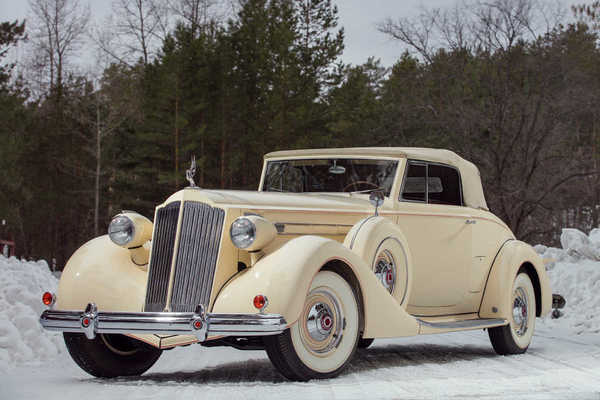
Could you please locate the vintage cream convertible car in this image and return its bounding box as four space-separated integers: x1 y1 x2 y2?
40 147 552 381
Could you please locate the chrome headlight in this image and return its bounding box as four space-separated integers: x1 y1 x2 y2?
108 215 135 246
229 216 278 251
230 217 256 249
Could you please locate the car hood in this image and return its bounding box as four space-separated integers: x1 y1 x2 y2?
162 188 383 212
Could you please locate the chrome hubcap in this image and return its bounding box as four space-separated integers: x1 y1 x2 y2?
301 290 343 354
374 250 396 294
512 287 528 336
307 302 334 341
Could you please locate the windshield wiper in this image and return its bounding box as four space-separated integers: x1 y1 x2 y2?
349 187 384 195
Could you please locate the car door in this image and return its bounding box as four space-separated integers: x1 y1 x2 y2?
395 160 472 315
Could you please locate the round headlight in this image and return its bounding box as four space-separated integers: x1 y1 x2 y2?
230 217 256 249
108 215 135 246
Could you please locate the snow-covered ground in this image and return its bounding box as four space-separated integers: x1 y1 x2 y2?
0 257 63 371
1 229 600 399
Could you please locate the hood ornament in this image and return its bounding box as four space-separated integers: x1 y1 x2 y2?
186 155 197 188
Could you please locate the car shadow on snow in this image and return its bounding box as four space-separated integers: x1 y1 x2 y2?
94 342 496 386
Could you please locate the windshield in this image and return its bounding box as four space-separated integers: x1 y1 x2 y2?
262 158 398 196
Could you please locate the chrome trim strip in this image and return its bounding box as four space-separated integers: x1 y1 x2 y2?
40 305 287 341
274 222 354 236
274 222 354 227
277 232 346 237
417 318 507 330
349 215 376 249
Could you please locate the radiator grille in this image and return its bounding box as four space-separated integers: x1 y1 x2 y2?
170 202 225 312
144 202 180 312
143 201 225 313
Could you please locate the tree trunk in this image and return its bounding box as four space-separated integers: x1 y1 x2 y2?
94 99 101 236
175 77 180 189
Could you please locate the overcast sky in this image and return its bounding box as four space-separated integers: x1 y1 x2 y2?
0 0 577 69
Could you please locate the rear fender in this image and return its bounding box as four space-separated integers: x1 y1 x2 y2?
212 235 419 338
55 236 147 312
479 240 551 319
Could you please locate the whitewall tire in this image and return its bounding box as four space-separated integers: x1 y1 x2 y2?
488 272 536 355
264 270 360 380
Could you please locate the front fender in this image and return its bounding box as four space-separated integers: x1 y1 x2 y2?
212 235 419 338
55 236 147 312
479 240 551 319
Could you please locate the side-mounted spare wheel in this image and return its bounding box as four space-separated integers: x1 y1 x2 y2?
63 333 162 378
488 272 537 355
343 216 412 348
264 270 360 381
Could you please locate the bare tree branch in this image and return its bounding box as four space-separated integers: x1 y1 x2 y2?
27 0 90 94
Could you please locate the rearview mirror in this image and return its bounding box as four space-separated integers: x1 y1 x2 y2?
328 160 346 175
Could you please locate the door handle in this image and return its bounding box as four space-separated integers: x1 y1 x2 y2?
466 219 477 225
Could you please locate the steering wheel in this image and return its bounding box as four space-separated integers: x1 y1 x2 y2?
342 181 380 192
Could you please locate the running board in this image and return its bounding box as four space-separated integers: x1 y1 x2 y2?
417 318 508 331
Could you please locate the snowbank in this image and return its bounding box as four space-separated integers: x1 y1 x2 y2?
536 228 600 334
0 256 64 371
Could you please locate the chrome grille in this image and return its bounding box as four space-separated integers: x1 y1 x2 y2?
144 202 180 312
170 202 225 312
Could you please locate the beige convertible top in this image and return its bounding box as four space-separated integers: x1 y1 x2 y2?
265 147 488 210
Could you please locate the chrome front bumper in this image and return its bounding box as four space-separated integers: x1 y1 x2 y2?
40 303 287 342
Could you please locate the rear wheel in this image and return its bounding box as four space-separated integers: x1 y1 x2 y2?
264 271 360 381
488 273 536 355
64 333 162 378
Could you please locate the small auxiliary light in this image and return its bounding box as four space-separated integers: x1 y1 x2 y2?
42 292 55 306
253 294 268 312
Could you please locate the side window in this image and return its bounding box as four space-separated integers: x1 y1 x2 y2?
400 161 463 206
427 164 462 206
401 162 426 202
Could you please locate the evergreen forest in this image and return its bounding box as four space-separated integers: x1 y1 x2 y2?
1 0 600 267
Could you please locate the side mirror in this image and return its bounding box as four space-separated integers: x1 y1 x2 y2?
369 190 384 216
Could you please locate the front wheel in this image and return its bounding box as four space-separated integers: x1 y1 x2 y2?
488 272 536 355
264 270 360 381
64 333 162 378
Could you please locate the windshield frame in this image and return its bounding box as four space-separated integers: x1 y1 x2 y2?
259 156 403 198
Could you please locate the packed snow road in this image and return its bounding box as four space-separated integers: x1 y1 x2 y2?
2 325 600 399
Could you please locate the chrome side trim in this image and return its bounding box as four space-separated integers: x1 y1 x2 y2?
40 305 287 342
274 222 354 236
417 318 507 330
349 215 376 249
274 222 354 228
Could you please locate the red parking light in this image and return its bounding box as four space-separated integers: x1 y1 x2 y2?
253 294 267 310
42 292 54 306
